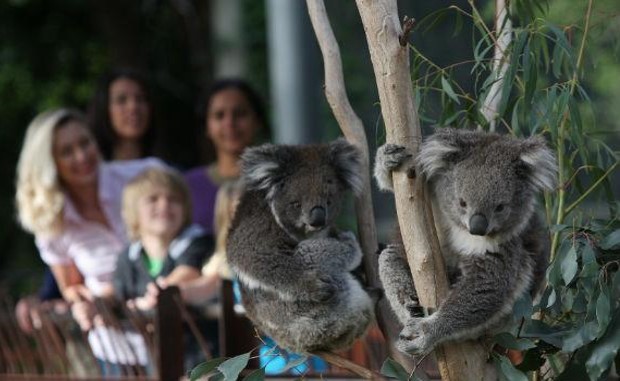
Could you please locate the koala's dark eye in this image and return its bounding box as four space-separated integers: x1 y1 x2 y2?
290 201 301 209
495 204 505 213
326 179 334 185
327 200 332 206
459 198 467 208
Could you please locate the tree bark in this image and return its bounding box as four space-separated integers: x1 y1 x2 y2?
305 0 412 369
354 0 491 379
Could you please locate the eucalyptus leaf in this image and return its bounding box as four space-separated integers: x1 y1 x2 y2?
595 286 611 337
190 358 227 381
513 292 533 320
217 352 251 381
494 354 528 381
380 357 410 381
440 76 460 105
600 229 620 250
586 316 620 380
563 321 599 352
560 246 578 285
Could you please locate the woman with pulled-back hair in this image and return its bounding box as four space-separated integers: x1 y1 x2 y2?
88 68 159 161
184 78 266 235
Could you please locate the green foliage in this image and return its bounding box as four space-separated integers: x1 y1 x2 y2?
380 357 414 380
404 0 620 379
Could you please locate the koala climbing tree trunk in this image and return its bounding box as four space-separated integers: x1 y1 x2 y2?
305 0 410 370
353 0 493 380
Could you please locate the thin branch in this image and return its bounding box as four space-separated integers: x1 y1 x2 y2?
306 0 407 367
478 0 513 131
312 350 384 379
564 161 619 216
551 0 595 260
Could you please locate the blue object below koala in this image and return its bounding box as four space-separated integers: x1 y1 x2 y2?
259 337 328 375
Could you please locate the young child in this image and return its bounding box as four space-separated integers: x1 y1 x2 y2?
114 167 212 308
112 167 214 372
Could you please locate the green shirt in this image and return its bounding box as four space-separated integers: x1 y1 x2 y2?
142 253 165 277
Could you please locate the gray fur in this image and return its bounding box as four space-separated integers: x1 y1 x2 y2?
228 140 374 353
374 128 556 355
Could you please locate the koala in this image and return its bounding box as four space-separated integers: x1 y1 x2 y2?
226 139 375 353
374 128 556 355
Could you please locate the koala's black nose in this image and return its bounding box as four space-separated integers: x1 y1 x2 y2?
469 214 488 236
309 206 326 227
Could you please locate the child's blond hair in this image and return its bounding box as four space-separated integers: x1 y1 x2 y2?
202 180 243 279
122 167 192 241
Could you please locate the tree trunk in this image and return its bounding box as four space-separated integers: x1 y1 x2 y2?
354 0 491 379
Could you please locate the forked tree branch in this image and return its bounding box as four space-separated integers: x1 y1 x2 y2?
306 0 410 368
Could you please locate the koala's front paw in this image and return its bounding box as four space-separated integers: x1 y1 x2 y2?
375 144 414 191
379 144 412 170
379 243 400 257
396 317 435 356
310 276 337 302
338 231 360 249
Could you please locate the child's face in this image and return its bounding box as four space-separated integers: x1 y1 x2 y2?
136 185 185 241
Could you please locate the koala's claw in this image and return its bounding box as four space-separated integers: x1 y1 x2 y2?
396 318 433 355
378 144 412 171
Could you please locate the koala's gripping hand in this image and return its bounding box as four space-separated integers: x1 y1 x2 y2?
302 274 338 302
378 244 421 326
296 232 363 272
374 144 413 192
396 247 527 356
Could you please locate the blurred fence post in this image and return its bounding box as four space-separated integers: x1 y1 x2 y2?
156 286 184 381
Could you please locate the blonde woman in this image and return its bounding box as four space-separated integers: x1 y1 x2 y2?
15 108 162 372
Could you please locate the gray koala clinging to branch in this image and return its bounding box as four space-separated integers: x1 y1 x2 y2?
374 128 557 355
227 139 375 353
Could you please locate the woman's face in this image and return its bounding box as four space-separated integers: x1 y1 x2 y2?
206 88 261 157
108 77 151 141
53 120 100 189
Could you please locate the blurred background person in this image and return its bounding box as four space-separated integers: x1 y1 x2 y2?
184 78 265 235
15 108 162 374
88 68 161 162
114 167 213 372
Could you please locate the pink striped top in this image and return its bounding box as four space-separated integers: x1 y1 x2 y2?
36 158 162 296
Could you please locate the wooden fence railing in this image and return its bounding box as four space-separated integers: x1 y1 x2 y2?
0 281 386 380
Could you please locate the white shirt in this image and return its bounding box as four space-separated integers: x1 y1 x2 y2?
36 158 162 296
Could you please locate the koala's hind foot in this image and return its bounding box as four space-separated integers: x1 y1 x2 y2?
378 244 421 325
374 144 413 191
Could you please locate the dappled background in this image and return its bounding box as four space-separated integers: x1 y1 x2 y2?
1 0 618 299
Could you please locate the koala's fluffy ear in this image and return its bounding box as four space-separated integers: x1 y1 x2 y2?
519 136 557 192
328 138 363 195
241 144 293 191
417 128 462 178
